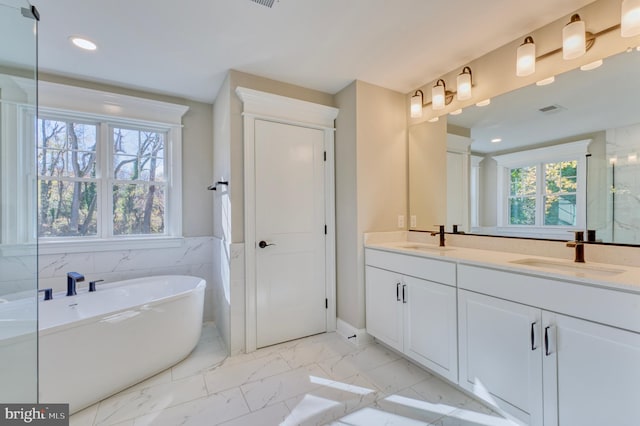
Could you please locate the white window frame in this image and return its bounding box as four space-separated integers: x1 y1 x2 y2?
494 140 590 239
37 82 188 254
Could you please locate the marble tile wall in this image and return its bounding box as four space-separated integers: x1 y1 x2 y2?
211 238 245 356
37 237 215 321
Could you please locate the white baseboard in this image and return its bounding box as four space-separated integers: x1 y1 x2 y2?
336 318 373 347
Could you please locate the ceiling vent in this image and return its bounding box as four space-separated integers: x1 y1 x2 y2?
538 104 566 114
250 0 276 7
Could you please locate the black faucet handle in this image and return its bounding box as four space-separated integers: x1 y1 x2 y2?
89 280 105 292
39 288 53 301
573 231 584 242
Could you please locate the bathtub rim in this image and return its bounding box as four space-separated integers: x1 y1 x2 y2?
38 275 205 337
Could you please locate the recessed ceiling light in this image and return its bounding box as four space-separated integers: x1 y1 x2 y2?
491 138 502 143
536 76 555 86
70 36 97 51
476 99 491 107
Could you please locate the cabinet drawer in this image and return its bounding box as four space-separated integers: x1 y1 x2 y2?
365 248 456 286
458 264 640 333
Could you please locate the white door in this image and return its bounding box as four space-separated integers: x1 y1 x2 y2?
542 312 640 426
254 119 326 348
364 266 403 352
458 290 543 425
403 276 458 383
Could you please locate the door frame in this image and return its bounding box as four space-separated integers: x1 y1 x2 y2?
236 87 339 352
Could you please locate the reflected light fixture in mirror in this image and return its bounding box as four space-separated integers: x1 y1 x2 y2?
536 76 555 86
456 67 473 100
432 79 447 110
69 36 97 51
516 36 536 76
563 14 586 59
622 0 640 37
450 108 462 115
410 90 424 118
580 59 603 70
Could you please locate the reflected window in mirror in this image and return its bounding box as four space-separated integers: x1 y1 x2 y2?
488 140 590 239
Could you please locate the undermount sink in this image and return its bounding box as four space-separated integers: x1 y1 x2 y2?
509 258 625 277
397 243 454 252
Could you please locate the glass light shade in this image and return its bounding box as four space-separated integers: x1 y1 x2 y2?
562 16 586 60
516 38 536 76
622 0 640 37
432 83 445 110
456 71 472 101
410 92 423 118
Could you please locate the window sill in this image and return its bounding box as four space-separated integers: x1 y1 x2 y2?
38 236 185 255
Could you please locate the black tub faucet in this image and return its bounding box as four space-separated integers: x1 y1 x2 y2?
66 272 85 296
430 225 446 247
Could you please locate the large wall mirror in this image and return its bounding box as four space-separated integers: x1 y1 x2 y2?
409 48 640 245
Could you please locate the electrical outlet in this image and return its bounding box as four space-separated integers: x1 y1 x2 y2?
398 215 405 228
411 215 417 228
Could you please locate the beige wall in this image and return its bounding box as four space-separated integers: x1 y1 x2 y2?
40 73 214 238
409 119 447 230
336 80 407 329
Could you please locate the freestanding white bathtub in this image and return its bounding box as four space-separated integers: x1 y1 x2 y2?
38 275 206 414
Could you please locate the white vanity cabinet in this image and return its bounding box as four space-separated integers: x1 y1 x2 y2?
458 289 543 425
365 249 458 382
458 264 640 426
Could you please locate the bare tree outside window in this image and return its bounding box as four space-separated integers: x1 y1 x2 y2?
37 118 168 238
112 127 166 235
37 119 97 237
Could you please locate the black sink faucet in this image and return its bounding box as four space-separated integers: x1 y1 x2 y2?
66 272 85 296
566 231 585 263
430 225 446 247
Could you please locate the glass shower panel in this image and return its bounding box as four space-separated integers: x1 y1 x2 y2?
0 0 38 403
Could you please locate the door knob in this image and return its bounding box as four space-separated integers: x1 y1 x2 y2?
258 240 275 248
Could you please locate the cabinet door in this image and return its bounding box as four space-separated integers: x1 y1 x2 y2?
542 312 640 426
458 290 543 426
365 266 403 352
403 275 458 383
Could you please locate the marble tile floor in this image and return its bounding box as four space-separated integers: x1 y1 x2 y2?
70 322 516 426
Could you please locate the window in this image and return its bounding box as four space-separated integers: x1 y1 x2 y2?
508 161 578 226
37 117 172 239
36 81 188 245
494 140 590 233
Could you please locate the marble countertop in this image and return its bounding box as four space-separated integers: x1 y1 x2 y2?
365 240 640 294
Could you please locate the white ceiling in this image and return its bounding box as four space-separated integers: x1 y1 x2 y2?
30 0 596 103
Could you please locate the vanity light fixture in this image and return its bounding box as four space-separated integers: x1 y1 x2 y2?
69 36 97 51
516 36 536 76
432 79 447 110
456 67 473 101
476 99 491 107
622 0 640 37
580 59 603 70
563 14 586 60
410 90 424 118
